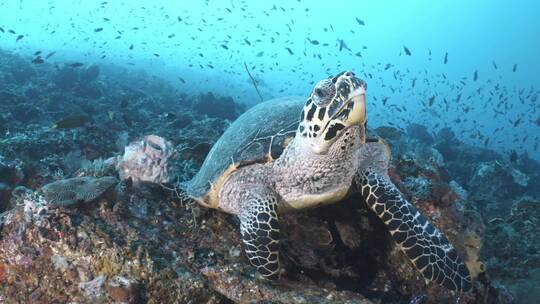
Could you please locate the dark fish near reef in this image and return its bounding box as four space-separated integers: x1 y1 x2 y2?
122 113 133 127
428 95 436 106
512 63 518 72
120 98 129 108
94 27 103 32
337 39 351 51
164 112 176 120
31 56 44 64
69 62 84 67
444 52 448 64
16 34 24 42
355 18 365 26
403 46 411 55
45 51 56 59
473 70 478 81
509 150 518 163
52 114 91 129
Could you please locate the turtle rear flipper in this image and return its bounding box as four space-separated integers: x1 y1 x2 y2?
357 169 473 292
238 185 281 280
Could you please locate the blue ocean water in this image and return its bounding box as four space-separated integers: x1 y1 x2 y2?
1 0 538 159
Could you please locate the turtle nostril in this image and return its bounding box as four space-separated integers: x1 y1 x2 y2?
345 71 354 77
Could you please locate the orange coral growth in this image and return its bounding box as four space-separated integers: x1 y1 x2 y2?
0 263 6 283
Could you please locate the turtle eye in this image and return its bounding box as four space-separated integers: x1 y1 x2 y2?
312 79 335 106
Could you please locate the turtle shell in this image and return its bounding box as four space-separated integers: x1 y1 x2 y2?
184 96 305 204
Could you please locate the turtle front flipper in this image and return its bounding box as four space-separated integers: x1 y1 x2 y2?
357 169 472 292
238 185 281 280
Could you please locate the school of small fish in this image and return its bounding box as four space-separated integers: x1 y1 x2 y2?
0 0 537 156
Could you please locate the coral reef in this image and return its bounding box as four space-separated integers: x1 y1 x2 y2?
0 49 537 303
375 122 540 304
0 155 25 212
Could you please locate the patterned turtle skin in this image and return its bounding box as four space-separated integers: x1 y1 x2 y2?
183 71 472 292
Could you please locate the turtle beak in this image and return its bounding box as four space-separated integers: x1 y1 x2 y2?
345 85 367 126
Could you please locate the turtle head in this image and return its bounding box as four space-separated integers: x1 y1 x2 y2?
297 71 367 154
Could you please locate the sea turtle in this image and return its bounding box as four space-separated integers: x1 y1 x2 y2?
183 71 472 292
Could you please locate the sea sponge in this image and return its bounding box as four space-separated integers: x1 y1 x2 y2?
116 135 174 185
464 229 485 279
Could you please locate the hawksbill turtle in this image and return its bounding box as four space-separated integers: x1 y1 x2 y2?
183 71 472 292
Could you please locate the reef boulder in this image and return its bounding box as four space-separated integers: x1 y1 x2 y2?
192 92 244 120
406 123 434 144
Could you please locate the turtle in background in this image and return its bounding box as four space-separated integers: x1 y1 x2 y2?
182 71 472 292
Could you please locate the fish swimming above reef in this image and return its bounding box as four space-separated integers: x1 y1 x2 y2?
68 62 84 67
52 114 91 129
120 98 129 108
509 150 518 163
31 56 44 64
337 39 351 52
45 51 56 59
403 46 411 55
